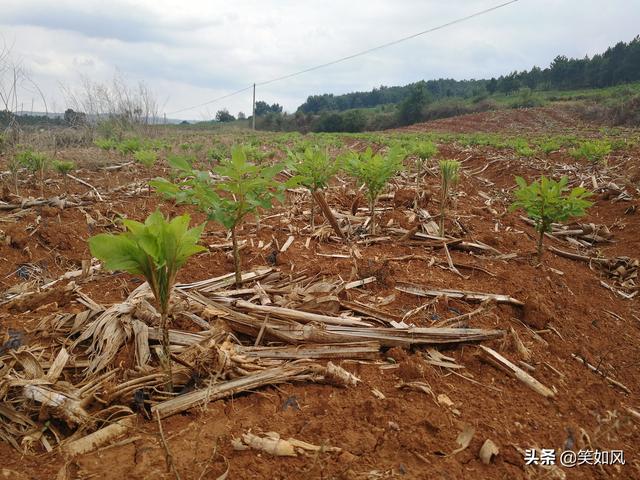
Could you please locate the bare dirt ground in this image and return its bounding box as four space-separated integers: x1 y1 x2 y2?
1 106 639 479
398 106 600 137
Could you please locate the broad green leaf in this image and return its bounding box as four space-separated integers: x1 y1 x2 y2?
88 234 145 275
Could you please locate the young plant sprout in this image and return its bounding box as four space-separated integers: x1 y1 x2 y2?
510 175 592 260
17 149 49 198
345 146 403 235
7 156 21 195
412 140 438 181
153 145 289 286
52 160 75 193
134 149 157 169
288 146 340 230
94 138 117 151
134 150 158 195
438 159 460 237
88 211 205 390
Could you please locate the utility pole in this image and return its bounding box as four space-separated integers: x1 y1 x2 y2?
252 83 256 130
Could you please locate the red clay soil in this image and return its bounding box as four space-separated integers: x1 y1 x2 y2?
1 109 639 479
398 105 609 137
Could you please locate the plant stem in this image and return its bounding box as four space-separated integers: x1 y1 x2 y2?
159 309 173 392
439 192 446 238
231 226 242 287
537 229 545 261
40 168 45 198
369 198 376 235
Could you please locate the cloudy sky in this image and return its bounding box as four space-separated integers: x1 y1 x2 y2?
1 0 638 120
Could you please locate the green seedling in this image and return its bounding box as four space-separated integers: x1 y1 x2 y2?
538 137 562 155
7 156 21 195
511 138 535 157
94 138 117 151
134 150 157 169
89 211 205 390
289 146 341 230
52 160 75 193
345 146 404 234
510 176 592 260
116 137 143 155
412 140 438 178
134 150 158 195
17 149 49 197
153 145 290 286
438 159 460 237
570 140 612 164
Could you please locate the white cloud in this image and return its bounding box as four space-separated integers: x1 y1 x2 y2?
1 0 638 119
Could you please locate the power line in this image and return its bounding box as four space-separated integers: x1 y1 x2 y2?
168 85 253 115
167 0 520 115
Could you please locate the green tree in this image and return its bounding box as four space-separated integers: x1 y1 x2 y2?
215 109 235 122
397 82 430 126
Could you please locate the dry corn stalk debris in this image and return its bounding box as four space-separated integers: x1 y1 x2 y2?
548 246 638 297
520 217 613 247
0 266 506 454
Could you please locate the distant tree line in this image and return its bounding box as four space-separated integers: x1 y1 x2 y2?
213 101 283 123
297 36 640 113
0 109 88 128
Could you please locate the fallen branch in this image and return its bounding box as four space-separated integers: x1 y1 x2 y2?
478 346 554 398
571 354 631 394
396 283 524 307
220 298 371 327
67 174 104 201
157 412 182 480
151 364 313 419
312 190 346 241
63 415 134 456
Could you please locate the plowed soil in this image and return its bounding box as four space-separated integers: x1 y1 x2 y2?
1 106 639 479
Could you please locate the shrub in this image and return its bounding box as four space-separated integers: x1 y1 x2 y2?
89 211 205 390
510 88 544 108
510 176 592 260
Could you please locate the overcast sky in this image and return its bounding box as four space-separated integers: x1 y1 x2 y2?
1 0 638 120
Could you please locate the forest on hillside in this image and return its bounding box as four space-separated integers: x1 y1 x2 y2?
297 35 640 114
